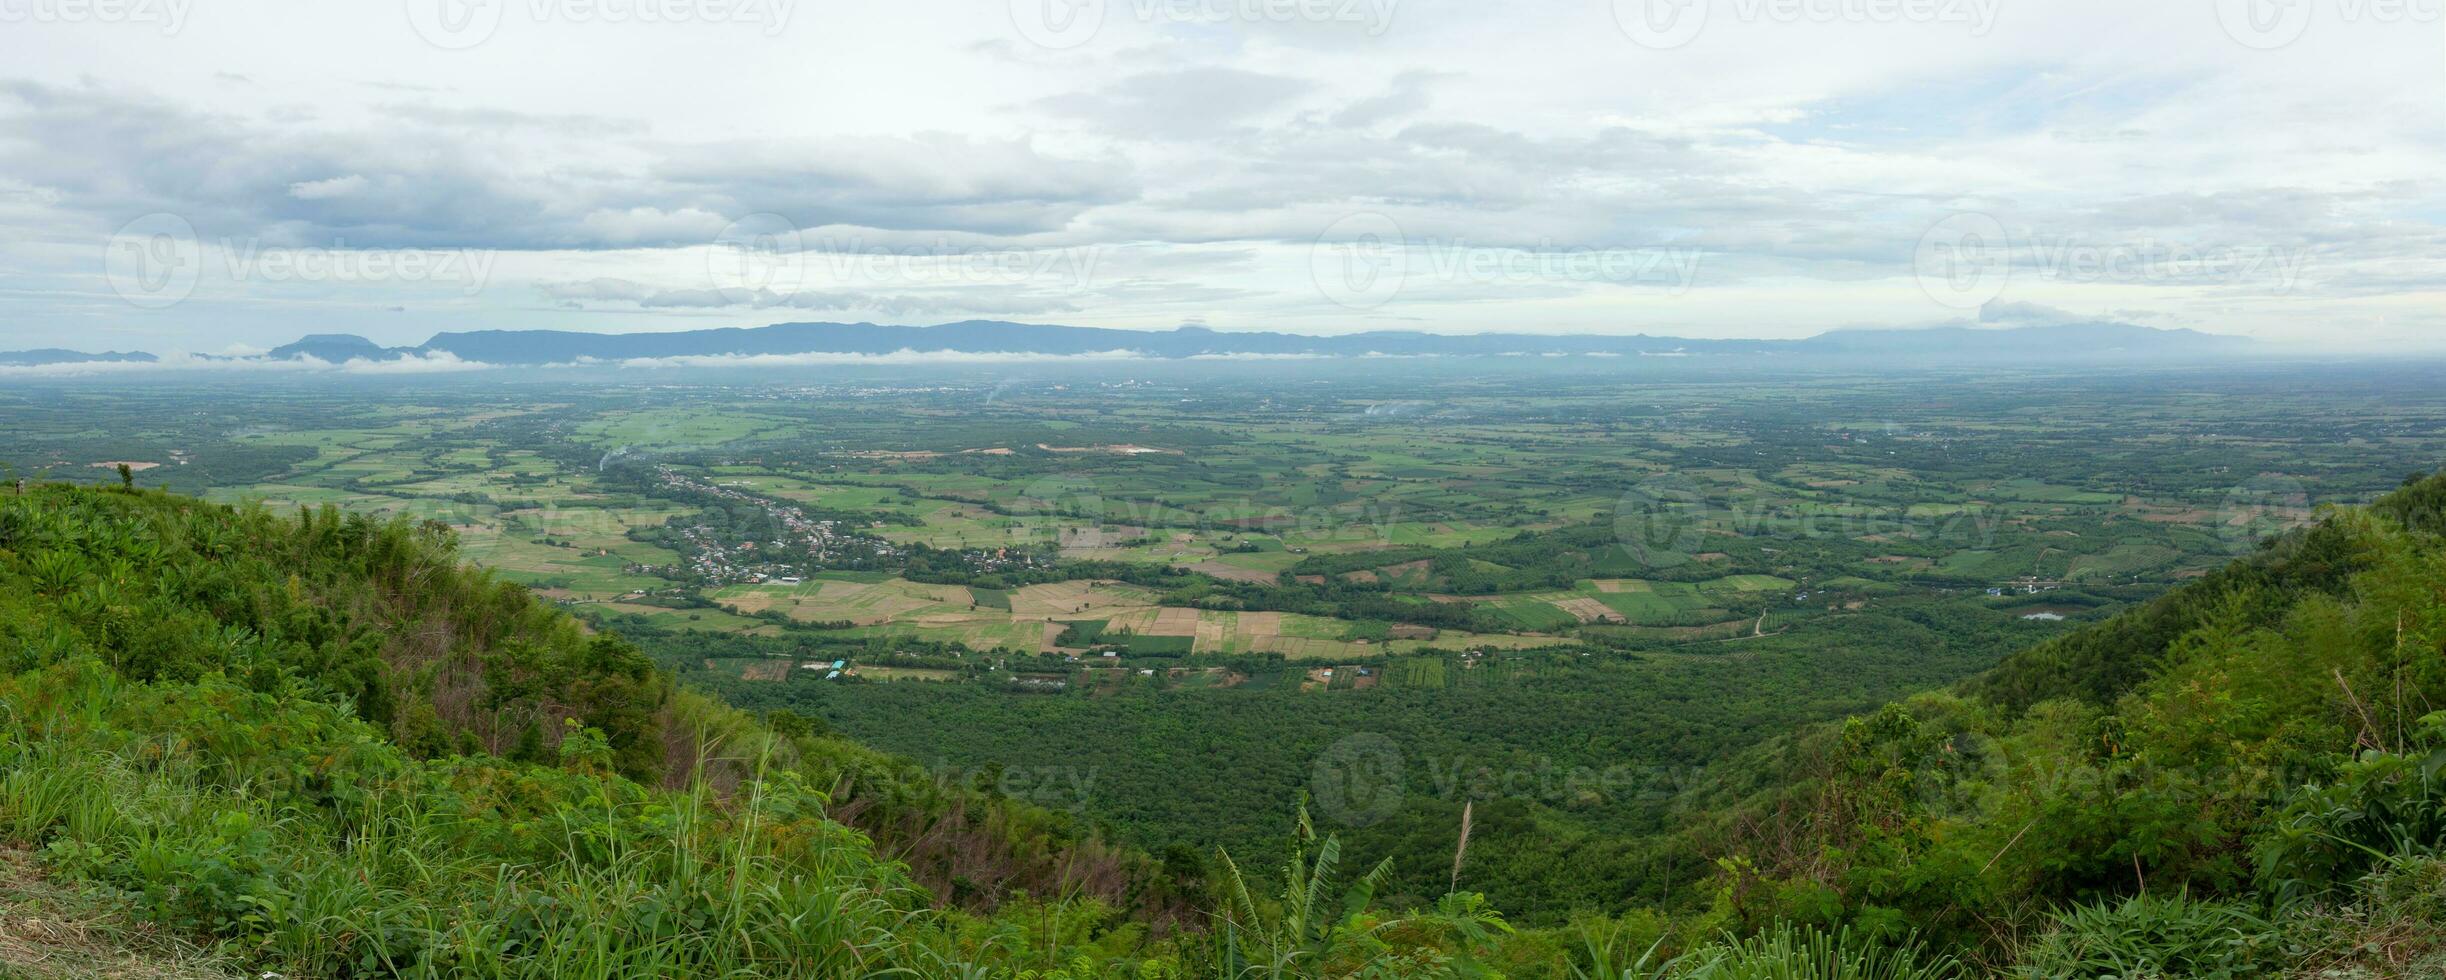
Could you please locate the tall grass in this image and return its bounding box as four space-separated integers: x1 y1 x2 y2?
1570 923 1961 980
0 660 971 978
2017 894 2278 980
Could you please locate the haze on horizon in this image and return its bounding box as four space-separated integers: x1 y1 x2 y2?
1 0 2441 355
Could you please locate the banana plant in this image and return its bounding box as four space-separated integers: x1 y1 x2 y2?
1212 806 1403 980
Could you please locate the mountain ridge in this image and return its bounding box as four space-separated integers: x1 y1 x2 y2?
20 320 2252 368
0 348 157 366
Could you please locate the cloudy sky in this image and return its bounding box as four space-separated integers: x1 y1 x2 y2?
1 0 2440 353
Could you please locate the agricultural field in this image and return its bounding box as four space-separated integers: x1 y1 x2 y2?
11 360 2446 921
19 364 2440 668
709 576 1541 659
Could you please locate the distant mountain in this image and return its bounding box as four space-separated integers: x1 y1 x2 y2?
0 348 155 366
2 321 2256 370
398 319 2243 365
266 333 400 362
1802 322 2251 357
413 321 1775 363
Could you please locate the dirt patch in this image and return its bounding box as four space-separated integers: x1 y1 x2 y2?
1591 579 1650 593
1145 607 1202 636
1258 636 1359 660
815 580 873 601
1389 623 1438 640
1011 580 1152 618
89 461 161 472
841 450 944 461
0 848 240 979
722 591 780 614
740 659 793 682
1549 596 1621 624
1036 443 1180 455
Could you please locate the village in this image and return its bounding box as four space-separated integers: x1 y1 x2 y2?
631 467 901 585
632 466 1048 586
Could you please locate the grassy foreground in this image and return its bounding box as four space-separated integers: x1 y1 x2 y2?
3 478 2445 976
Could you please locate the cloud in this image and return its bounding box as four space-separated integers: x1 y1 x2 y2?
0 1 2441 347
1978 300 2097 327
335 351 495 374
539 278 1084 316
1329 71 1441 128
0 350 495 377
1035 68 1313 140
0 82 1132 251
288 175 369 201
568 348 1153 369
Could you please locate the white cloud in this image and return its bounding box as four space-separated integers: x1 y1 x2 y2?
0 0 2438 349
289 175 369 200
0 350 496 377
336 351 495 374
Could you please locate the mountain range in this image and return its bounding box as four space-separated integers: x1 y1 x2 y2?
4 320 2253 368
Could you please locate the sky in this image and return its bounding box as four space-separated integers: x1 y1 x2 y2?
0 0 2441 354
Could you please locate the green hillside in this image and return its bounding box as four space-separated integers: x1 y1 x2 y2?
1667 470 2446 975
3 476 2445 977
